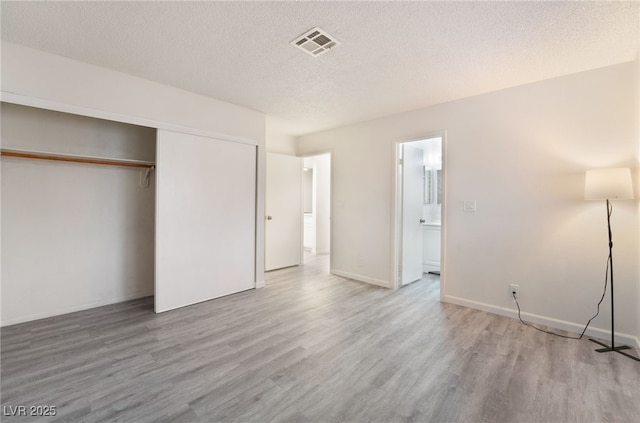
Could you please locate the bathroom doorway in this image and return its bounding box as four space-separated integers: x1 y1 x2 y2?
393 135 444 294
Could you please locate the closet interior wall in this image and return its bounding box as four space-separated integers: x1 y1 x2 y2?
1 103 156 326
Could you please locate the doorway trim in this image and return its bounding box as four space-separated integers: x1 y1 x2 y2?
391 132 447 300
299 150 333 271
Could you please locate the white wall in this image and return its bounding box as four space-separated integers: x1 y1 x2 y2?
302 154 331 255
1 41 268 317
1 42 264 143
635 51 640 350
313 154 331 255
303 169 313 213
303 158 315 252
297 62 639 342
266 116 297 155
1 103 156 325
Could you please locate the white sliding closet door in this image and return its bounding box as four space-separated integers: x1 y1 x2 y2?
155 130 256 313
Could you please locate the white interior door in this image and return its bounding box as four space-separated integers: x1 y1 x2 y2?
266 152 302 271
155 130 256 313
401 144 424 285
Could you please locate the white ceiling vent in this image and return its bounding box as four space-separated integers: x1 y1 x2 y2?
291 27 341 57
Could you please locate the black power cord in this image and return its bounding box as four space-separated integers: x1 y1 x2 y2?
513 254 610 340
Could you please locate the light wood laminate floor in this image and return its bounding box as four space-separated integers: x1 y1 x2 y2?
2 254 639 422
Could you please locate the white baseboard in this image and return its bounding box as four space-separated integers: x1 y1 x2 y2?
1 290 154 327
331 269 391 288
443 295 638 348
256 280 266 289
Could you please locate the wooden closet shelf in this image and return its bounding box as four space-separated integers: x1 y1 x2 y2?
0 149 155 169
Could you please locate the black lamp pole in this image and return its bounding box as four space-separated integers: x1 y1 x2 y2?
589 199 640 361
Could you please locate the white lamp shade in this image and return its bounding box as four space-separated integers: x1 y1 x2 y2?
584 168 634 200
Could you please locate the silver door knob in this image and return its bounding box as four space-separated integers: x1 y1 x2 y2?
266 216 272 220
420 219 425 223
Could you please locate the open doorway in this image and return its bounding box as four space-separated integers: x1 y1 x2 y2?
302 153 331 268
393 136 444 296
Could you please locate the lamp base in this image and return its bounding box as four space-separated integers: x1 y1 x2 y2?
589 338 640 361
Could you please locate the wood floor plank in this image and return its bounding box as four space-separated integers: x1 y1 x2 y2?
2 253 639 422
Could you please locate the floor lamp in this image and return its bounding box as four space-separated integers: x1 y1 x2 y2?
584 168 639 361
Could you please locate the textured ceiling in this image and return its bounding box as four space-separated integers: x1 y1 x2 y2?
1 1 638 135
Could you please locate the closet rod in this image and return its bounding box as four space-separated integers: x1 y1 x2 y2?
0 149 155 169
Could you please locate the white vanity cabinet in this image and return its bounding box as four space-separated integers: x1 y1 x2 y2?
303 213 314 252
423 224 441 273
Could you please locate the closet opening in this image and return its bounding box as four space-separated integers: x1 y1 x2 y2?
1 102 156 326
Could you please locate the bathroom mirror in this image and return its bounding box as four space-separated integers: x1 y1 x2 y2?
424 167 442 205
424 166 432 204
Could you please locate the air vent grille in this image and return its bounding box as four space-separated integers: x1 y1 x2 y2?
313 34 331 46
291 27 341 57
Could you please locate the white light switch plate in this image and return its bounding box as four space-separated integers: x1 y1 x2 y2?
463 200 476 212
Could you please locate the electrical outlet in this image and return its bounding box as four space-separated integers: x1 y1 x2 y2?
509 284 520 299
